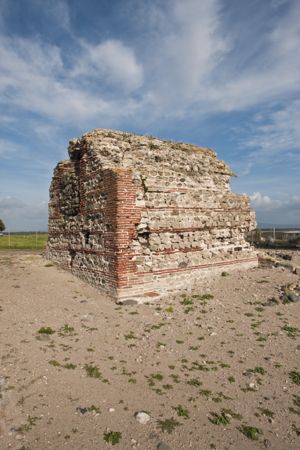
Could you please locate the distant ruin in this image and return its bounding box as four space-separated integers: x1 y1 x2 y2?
46 129 258 303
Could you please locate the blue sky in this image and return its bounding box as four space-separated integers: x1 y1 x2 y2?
0 0 299 231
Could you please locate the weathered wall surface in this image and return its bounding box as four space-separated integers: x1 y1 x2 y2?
46 129 257 303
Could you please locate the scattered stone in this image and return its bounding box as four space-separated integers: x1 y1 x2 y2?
287 293 299 303
76 407 88 414
247 381 258 390
134 411 151 424
118 299 138 306
157 442 173 450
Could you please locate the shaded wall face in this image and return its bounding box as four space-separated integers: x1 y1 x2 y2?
47 156 121 296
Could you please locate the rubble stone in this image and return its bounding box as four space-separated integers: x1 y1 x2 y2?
46 128 258 303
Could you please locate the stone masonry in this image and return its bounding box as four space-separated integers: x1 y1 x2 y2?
46 128 258 303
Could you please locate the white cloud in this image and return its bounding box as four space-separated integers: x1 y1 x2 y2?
250 192 300 226
0 35 142 125
234 99 300 175
132 0 300 119
0 0 299 127
0 139 20 158
0 196 48 231
140 0 230 115
244 100 300 154
251 192 300 212
0 196 25 210
77 39 144 92
250 192 273 208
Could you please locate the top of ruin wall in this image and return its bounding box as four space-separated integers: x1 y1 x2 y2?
65 128 236 180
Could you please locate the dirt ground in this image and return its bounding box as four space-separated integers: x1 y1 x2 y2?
0 251 299 450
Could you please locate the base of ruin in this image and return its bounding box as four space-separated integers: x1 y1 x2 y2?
116 256 258 304
45 250 258 303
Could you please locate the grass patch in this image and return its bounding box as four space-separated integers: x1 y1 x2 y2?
150 373 164 381
238 425 262 440
186 378 202 387
282 325 299 338
258 408 274 418
246 366 267 375
16 415 39 433
209 411 231 425
124 331 137 340
0 233 48 250
38 326 55 335
222 408 243 420
63 363 76 370
199 293 214 300
292 395 300 408
49 360 76 370
181 297 194 305
157 417 181 433
173 405 189 418
49 360 60 367
289 371 300 385
58 324 75 336
103 431 122 445
84 364 102 379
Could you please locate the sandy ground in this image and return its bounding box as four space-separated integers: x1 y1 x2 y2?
0 251 299 450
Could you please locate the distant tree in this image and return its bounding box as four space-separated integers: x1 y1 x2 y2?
0 219 5 232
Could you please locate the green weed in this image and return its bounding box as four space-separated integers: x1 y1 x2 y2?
157 417 181 433
173 405 189 418
38 327 55 335
258 408 274 418
238 425 262 440
63 363 76 370
59 324 75 336
283 325 299 338
186 378 202 387
103 431 122 445
209 411 230 426
289 371 300 385
84 364 102 379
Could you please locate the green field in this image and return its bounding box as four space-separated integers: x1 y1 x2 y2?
0 233 48 250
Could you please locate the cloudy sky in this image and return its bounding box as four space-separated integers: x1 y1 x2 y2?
0 0 299 231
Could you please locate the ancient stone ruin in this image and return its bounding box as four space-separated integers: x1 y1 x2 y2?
46 128 257 303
